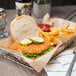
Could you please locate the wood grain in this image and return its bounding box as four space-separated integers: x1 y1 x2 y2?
0 57 46 76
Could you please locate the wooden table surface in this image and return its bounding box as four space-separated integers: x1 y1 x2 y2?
6 5 76 25
0 6 76 76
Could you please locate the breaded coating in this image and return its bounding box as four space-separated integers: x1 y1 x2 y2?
10 38 51 54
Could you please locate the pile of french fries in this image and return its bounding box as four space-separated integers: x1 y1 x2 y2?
38 23 76 46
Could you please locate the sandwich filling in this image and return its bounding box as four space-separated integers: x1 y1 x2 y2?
23 47 53 58
10 38 53 58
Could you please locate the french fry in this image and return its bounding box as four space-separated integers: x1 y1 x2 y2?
61 29 76 33
50 42 54 46
50 39 57 46
59 32 67 36
59 33 73 36
49 36 55 40
63 23 70 29
50 27 61 32
45 31 59 36
39 33 43 38
38 22 76 46
38 27 50 40
74 24 76 29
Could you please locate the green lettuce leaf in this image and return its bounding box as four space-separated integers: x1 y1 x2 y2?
23 47 53 59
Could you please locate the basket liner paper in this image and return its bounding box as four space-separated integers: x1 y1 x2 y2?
0 18 76 72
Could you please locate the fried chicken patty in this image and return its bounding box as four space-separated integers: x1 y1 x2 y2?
10 38 51 54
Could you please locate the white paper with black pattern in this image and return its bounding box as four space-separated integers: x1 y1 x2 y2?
45 47 76 76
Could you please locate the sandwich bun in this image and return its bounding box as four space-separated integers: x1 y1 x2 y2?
10 15 39 41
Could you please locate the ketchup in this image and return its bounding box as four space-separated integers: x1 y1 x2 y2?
38 24 52 32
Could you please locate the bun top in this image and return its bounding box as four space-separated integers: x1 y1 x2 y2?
10 15 39 41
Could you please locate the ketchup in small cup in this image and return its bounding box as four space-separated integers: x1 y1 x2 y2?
38 24 53 32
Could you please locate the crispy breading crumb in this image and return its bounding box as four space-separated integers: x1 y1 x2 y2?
10 38 51 54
